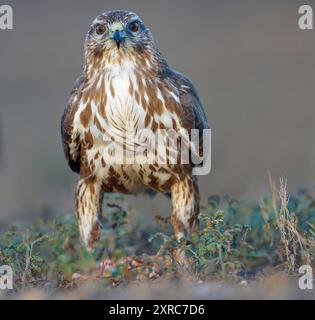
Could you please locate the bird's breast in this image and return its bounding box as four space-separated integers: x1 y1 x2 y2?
71 65 188 192
105 70 147 132
74 64 183 168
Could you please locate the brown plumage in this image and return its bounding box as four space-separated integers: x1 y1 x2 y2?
61 10 209 250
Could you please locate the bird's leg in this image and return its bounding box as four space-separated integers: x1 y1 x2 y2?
75 177 103 251
170 175 200 241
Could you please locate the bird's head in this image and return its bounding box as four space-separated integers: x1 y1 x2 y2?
84 11 155 64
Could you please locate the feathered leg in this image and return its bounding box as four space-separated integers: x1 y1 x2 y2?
75 177 103 251
170 175 200 241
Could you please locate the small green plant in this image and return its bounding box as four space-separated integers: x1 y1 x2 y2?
0 227 50 290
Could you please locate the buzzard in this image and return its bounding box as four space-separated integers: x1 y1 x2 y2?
61 10 209 251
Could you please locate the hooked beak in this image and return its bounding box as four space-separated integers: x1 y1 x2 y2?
113 29 123 49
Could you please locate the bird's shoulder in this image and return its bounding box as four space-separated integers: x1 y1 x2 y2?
62 74 85 131
61 74 86 173
163 68 209 131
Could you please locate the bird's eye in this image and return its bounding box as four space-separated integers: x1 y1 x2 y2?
129 21 140 33
95 24 106 35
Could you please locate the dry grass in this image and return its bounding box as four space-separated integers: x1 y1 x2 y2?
266 173 315 272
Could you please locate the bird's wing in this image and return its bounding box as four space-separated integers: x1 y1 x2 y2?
167 70 210 166
168 70 209 132
61 75 85 174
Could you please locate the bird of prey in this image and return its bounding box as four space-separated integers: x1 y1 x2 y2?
61 10 209 251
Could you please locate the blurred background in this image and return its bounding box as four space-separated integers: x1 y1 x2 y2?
0 0 314 225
